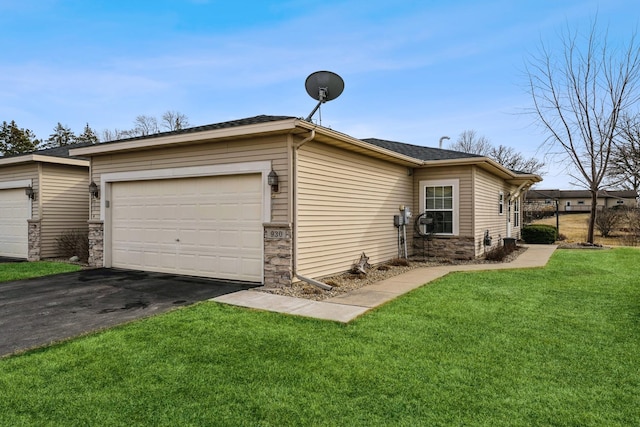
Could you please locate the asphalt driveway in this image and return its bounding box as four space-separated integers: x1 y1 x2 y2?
0 268 259 357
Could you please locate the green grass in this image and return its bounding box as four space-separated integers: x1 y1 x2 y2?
1 248 639 426
0 261 82 282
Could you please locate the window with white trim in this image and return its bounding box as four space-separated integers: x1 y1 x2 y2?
499 191 504 215
420 179 459 235
514 197 520 227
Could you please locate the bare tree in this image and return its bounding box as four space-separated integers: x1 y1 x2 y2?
132 115 159 136
449 130 492 156
449 130 545 174
101 128 131 142
608 113 640 192
489 144 546 175
526 20 640 243
161 110 190 131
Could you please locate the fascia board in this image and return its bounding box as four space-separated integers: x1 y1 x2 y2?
0 154 89 167
70 119 300 156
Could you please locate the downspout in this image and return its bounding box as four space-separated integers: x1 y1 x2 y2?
290 129 333 290
295 128 315 149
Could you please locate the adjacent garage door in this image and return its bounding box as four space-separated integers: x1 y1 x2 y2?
0 188 29 258
110 174 263 282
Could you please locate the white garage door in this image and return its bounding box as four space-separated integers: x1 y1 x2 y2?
110 174 263 282
0 188 29 258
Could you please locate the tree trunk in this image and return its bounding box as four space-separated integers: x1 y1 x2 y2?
587 190 598 243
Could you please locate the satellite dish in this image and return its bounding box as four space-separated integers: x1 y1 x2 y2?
305 71 344 122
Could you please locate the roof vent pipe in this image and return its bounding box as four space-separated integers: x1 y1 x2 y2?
439 136 450 149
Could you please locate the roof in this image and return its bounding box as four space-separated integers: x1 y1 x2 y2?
98 115 297 145
0 142 90 167
527 189 639 199
68 114 541 184
362 138 483 161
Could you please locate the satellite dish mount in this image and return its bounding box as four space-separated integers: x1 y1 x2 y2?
305 71 344 122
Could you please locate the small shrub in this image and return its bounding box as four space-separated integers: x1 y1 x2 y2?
56 229 89 262
521 224 557 244
595 208 621 237
388 258 410 267
620 234 639 246
620 208 640 246
485 245 508 261
302 285 323 295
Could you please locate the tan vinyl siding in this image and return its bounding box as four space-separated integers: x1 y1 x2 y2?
0 164 39 220
472 167 521 255
296 142 413 279
413 166 473 236
473 167 506 255
89 135 289 222
40 164 90 257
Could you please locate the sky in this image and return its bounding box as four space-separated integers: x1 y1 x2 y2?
1 0 639 189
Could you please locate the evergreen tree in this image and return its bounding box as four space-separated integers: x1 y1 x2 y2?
0 120 40 156
73 123 100 145
43 122 75 148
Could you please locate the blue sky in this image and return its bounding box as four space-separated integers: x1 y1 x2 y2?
1 0 639 189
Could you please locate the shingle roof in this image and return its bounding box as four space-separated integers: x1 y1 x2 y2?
1 115 297 160
0 142 93 160
362 137 484 161
527 189 638 199
99 114 297 145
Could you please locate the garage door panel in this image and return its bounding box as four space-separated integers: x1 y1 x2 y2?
242 203 262 220
0 188 29 258
111 174 263 282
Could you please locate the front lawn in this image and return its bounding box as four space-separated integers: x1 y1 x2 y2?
0 261 82 282
0 249 638 426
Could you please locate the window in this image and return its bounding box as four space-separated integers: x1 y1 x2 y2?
617 200 624 205
499 191 504 215
577 200 585 205
514 197 520 227
420 179 459 235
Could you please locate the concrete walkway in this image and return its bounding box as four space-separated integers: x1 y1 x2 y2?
212 244 558 323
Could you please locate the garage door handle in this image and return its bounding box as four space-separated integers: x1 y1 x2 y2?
175 238 180 242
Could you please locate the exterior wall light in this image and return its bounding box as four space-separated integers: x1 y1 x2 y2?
25 186 36 200
89 181 100 199
268 170 279 192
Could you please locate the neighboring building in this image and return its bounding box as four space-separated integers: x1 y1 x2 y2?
0 145 90 260
525 189 639 213
70 115 541 287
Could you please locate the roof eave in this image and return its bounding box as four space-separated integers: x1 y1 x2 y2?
422 156 542 183
295 120 423 166
0 154 89 167
69 118 301 156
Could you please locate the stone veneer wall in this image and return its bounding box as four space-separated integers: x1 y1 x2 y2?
88 220 104 267
413 235 475 260
263 223 293 287
27 219 41 261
